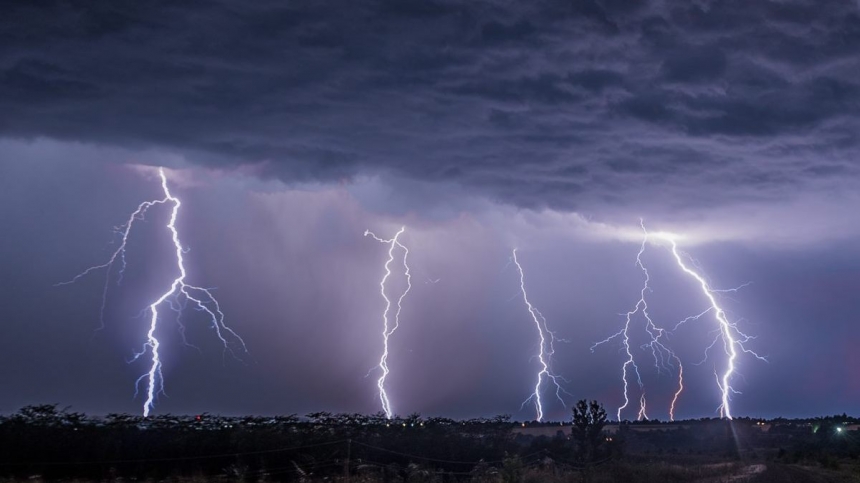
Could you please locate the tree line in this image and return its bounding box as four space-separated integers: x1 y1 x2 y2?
0 402 616 481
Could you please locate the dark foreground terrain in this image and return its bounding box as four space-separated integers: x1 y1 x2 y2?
1 404 858 482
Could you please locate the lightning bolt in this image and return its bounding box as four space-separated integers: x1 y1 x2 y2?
654 232 766 420
511 248 569 422
669 354 684 422
592 222 680 421
365 227 412 419
637 394 648 421
60 167 247 416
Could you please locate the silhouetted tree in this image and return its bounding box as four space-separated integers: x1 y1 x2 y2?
571 400 609 483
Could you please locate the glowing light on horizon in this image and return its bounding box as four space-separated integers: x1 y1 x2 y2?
365 227 412 419
60 167 247 416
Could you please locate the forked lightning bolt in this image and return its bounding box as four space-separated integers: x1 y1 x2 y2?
365 227 412 419
60 167 247 416
592 222 681 421
654 233 766 419
512 248 569 422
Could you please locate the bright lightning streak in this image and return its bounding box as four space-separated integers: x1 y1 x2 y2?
637 394 648 421
654 233 766 419
592 222 680 421
511 248 569 422
61 167 246 417
669 355 684 422
365 227 412 419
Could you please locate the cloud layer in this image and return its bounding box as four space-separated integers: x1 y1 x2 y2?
3 0 860 225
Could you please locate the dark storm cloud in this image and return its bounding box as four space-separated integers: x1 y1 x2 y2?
2 0 860 215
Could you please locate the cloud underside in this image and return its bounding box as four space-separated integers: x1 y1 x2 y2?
2 0 859 218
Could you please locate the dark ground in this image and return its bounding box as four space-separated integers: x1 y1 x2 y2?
1 405 858 482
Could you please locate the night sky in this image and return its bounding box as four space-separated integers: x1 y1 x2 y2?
1 1 859 421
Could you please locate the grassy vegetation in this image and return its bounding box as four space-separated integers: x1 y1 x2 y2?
2 460 860 482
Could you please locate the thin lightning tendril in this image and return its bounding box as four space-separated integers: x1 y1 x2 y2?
56 199 165 330
365 227 412 419
61 167 247 417
512 248 569 422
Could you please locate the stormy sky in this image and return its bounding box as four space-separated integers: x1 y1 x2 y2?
1 0 859 421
